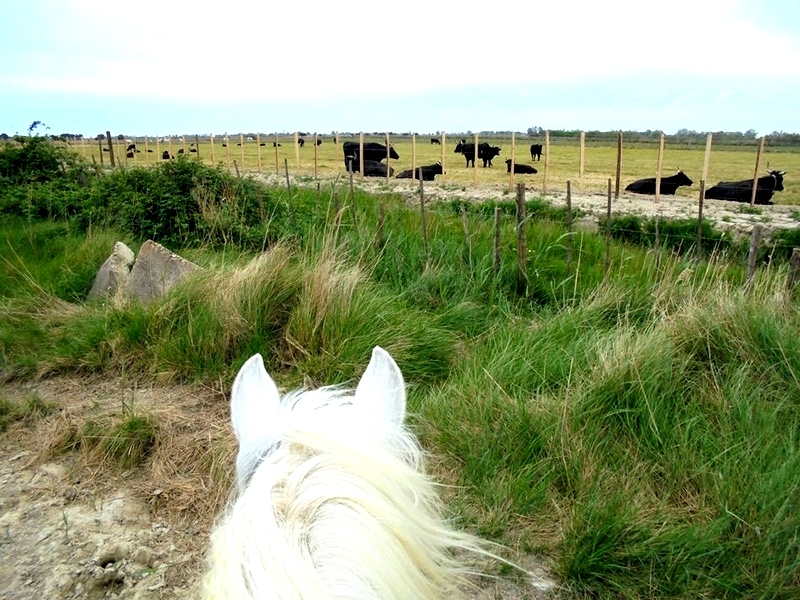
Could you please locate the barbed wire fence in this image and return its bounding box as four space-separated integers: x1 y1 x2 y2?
58 129 800 292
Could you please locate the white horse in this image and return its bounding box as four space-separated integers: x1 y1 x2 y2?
203 346 502 599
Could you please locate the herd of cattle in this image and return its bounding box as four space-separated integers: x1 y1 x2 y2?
624 169 787 205
120 138 787 204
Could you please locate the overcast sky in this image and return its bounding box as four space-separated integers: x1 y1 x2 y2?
2 0 800 137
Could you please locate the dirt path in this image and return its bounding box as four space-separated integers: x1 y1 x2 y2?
0 377 558 599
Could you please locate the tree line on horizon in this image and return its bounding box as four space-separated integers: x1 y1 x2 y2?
3 127 800 147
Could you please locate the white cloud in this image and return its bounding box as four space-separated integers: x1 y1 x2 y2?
5 0 800 104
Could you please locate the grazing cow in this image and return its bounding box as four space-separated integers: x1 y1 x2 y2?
272 142 281 147
530 144 543 161
147 149 154 153
625 171 694 195
126 143 136 152
297 138 305 148
343 142 400 170
705 170 786 205
396 162 444 181
126 151 134 159
430 137 441 145
505 159 538 174
259 142 266 146
315 138 322 146
348 159 394 177
162 150 172 160
454 140 501 167
190 148 197 153
177 148 185 155
222 143 228 147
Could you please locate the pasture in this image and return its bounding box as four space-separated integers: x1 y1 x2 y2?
79 133 800 205
2 139 800 598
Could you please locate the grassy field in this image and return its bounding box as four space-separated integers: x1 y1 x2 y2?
75 133 800 205
2 142 800 597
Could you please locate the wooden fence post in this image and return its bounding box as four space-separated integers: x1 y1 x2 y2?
654 133 665 254
614 131 622 200
750 136 765 206
411 133 417 183
105 131 115 167
508 131 516 191
516 182 527 295
747 224 763 284
440 131 446 183
566 180 573 272
696 180 706 258
605 178 612 277
473 132 479 186
579 131 585 192
542 130 550 195
359 132 365 180
702 133 712 187
385 132 391 183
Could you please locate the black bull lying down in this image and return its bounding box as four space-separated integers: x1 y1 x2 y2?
454 140 502 167
343 142 399 171
396 162 444 181
705 170 786 205
625 171 693 195
349 160 394 177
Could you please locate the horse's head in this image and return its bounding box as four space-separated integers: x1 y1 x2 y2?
230 347 406 493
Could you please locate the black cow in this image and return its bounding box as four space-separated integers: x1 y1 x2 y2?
396 162 444 181
126 143 136 152
298 138 305 147
272 142 281 147
343 142 400 170
625 171 694 195
190 148 197 153
430 137 441 145
530 144 543 161
705 170 786 205
126 151 134 159
348 159 394 177
454 140 501 167
146 149 154 153
505 159 538 174
177 148 185 154
161 150 172 160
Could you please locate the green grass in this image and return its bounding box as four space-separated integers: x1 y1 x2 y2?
2 147 800 598
0 392 57 431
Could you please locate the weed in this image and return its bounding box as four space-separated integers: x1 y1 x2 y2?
0 393 57 431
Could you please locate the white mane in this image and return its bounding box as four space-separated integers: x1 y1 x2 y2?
202 347 497 600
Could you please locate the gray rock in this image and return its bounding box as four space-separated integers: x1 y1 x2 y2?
87 242 135 300
124 240 201 304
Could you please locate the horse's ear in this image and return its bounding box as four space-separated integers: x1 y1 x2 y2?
230 353 281 444
354 346 406 425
